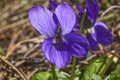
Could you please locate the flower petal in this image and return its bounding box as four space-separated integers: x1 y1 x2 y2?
72 19 80 33
64 33 89 58
52 13 59 25
29 6 57 38
55 4 76 35
50 0 58 10
94 22 114 45
72 5 84 33
72 14 81 33
86 0 99 23
87 33 98 51
42 38 71 68
76 5 84 19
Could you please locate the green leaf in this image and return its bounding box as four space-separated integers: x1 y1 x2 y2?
110 65 120 80
91 74 102 80
31 72 53 80
57 71 70 80
80 57 105 80
74 69 81 80
80 54 114 80
0 47 5 56
56 69 80 80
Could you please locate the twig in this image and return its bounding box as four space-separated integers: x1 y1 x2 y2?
15 60 25 67
98 13 119 22
5 36 44 60
0 55 28 80
86 54 97 61
0 19 29 33
23 44 40 58
15 50 42 67
15 47 42 67
79 54 97 64
98 44 105 55
28 68 39 79
101 5 120 17
7 30 22 53
19 69 29 80
14 44 40 67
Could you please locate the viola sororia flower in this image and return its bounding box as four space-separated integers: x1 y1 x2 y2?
29 4 89 68
76 0 113 50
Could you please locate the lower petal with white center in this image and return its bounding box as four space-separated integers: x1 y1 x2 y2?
42 38 71 68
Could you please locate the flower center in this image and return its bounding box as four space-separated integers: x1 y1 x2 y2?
55 35 61 43
54 26 62 43
87 27 94 34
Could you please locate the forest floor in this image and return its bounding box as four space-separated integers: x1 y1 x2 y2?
0 0 120 80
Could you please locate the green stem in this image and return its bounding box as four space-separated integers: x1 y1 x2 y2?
101 14 119 22
70 6 87 80
51 64 58 80
70 57 77 80
74 0 80 4
98 54 116 77
79 9 87 34
70 8 87 80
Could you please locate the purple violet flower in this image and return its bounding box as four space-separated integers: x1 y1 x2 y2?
29 4 89 68
76 0 113 50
